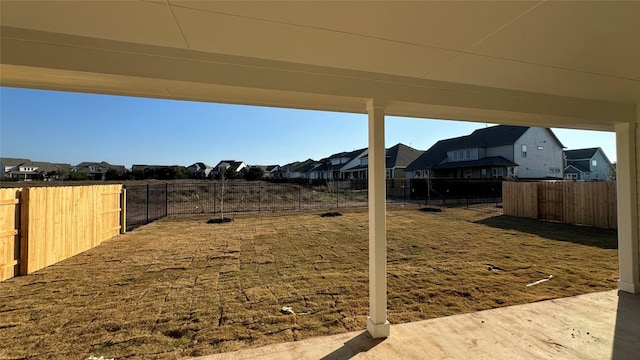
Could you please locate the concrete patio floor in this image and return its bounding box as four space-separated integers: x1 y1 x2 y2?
194 290 639 360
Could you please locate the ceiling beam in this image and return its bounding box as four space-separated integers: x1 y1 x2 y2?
1 26 635 130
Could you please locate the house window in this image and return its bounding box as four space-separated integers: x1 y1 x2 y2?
566 173 577 180
537 146 544 150
592 159 597 167
459 150 464 160
466 149 471 159
453 151 458 161
481 168 487 177
521 144 527 158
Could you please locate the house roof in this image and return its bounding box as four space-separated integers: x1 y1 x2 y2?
1 158 32 167
188 162 211 169
385 143 423 169
564 148 600 160
32 162 72 173
76 161 125 172
283 159 316 173
565 163 590 173
433 156 518 169
407 125 559 171
215 160 246 172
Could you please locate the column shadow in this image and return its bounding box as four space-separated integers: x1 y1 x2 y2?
319 331 386 360
611 291 640 359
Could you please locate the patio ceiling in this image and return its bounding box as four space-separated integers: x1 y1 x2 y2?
1 1 639 129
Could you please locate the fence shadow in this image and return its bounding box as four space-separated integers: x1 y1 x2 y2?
475 215 618 250
319 331 385 360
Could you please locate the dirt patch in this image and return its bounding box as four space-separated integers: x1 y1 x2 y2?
207 218 234 224
419 207 442 212
0 207 618 359
321 212 342 217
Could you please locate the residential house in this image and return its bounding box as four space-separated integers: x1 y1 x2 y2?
187 162 214 179
74 161 126 180
212 160 248 178
406 125 565 179
0 158 72 180
33 162 72 180
564 147 613 181
342 143 423 180
254 165 280 178
306 148 367 180
278 159 316 179
1 158 40 180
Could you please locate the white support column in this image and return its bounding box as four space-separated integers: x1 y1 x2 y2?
367 99 390 338
615 118 640 293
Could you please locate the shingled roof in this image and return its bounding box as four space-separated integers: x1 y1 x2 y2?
564 148 600 160
385 143 423 169
407 125 535 171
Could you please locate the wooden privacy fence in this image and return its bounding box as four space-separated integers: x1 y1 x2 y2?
0 188 21 281
503 181 617 229
0 185 125 281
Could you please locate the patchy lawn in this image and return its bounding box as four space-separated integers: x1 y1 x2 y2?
0 207 618 359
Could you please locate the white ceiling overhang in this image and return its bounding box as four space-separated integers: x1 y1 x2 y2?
1 1 639 130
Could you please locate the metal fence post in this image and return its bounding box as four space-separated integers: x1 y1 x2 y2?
165 183 168 217
146 183 149 224
337 181 340 210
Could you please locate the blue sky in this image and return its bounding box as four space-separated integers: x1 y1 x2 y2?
1 87 616 168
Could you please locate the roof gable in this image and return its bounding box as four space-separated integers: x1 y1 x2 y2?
564 148 600 160
385 143 423 169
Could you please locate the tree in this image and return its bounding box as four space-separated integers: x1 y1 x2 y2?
244 166 265 181
67 171 89 181
105 168 127 180
216 167 237 180
609 162 617 181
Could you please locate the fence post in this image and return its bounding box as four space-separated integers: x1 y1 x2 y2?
298 185 302 211
213 182 216 215
146 184 149 224
165 183 168 217
120 188 127 234
336 181 339 210
403 180 406 206
258 182 262 212
19 187 30 275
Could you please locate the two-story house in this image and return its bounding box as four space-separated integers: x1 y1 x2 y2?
306 148 367 180
73 161 126 180
406 125 565 179
0 158 73 180
212 161 248 178
277 159 316 179
564 147 613 181
341 143 423 180
187 162 214 179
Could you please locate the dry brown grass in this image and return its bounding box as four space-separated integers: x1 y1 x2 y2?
0 207 618 359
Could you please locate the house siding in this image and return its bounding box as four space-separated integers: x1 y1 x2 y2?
514 128 564 179
486 145 514 161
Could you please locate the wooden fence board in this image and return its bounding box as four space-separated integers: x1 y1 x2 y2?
0 188 21 281
503 181 617 229
17 185 123 275
503 181 538 219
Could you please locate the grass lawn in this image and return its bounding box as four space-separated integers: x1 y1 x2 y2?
0 207 618 359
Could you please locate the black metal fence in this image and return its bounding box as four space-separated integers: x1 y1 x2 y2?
125 179 503 230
